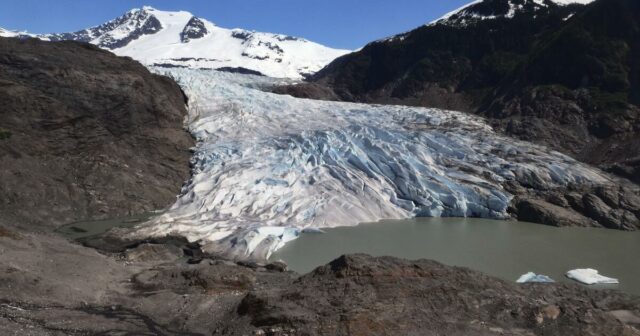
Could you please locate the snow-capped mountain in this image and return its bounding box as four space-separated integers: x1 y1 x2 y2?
433 0 595 26
0 27 33 39
0 6 350 79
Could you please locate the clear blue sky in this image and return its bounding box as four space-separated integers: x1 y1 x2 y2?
0 0 470 49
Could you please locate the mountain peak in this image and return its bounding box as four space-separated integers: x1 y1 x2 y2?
180 16 208 43
0 6 349 79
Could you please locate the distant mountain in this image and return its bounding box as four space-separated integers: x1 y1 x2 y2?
0 7 350 79
276 0 640 184
0 27 33 39
432 0 594 26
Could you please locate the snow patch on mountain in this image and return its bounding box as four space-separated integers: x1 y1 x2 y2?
0 27 35 39
378 0 594 43
552 0 594 4
432 0 595 26
132 68 614 261
0 7 349 79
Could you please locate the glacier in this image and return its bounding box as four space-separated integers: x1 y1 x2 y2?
133 68 614 260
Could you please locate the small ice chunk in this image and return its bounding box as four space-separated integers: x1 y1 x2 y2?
516 272 555 283
566 269 619 285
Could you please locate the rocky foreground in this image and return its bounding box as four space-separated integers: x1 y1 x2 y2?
1 229 640 335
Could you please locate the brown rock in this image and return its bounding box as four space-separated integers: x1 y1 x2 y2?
124 243 183 263
582 193 639 230
236 254 640 336
514 198 595 227
265 261 288 272
0 37 193 228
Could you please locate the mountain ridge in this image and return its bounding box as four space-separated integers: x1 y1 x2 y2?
0 6 350 79
432 0 594 26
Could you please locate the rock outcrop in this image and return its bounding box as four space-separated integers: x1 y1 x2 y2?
508 184 640 230
236 254 640 336
0 37 193 227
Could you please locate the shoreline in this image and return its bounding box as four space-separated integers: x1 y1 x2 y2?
2 221 640 335
56 213 640 298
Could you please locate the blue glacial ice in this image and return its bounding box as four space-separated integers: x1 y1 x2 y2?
516 272 555 283
134 68 616 260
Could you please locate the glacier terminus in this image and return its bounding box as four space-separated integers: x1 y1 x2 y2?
133 68 616 260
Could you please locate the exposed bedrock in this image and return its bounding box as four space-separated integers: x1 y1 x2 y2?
180 16 208 43
0 37 193 228
510 184 640 230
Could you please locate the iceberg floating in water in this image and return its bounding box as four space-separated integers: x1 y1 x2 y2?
566 269 619 285
132 68 617 260
516 272 555 283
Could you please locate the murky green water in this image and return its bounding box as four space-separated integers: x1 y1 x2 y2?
56 212 159 240
271 218 640 296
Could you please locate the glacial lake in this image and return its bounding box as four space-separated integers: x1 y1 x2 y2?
270 218 640 296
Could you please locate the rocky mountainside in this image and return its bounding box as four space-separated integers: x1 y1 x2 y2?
0 6 350 79
0 37 193 227
276 0 640 184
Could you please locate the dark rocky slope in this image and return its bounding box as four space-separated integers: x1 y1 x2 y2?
507 183 640 231
276 0 640 185
0 37 193 227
